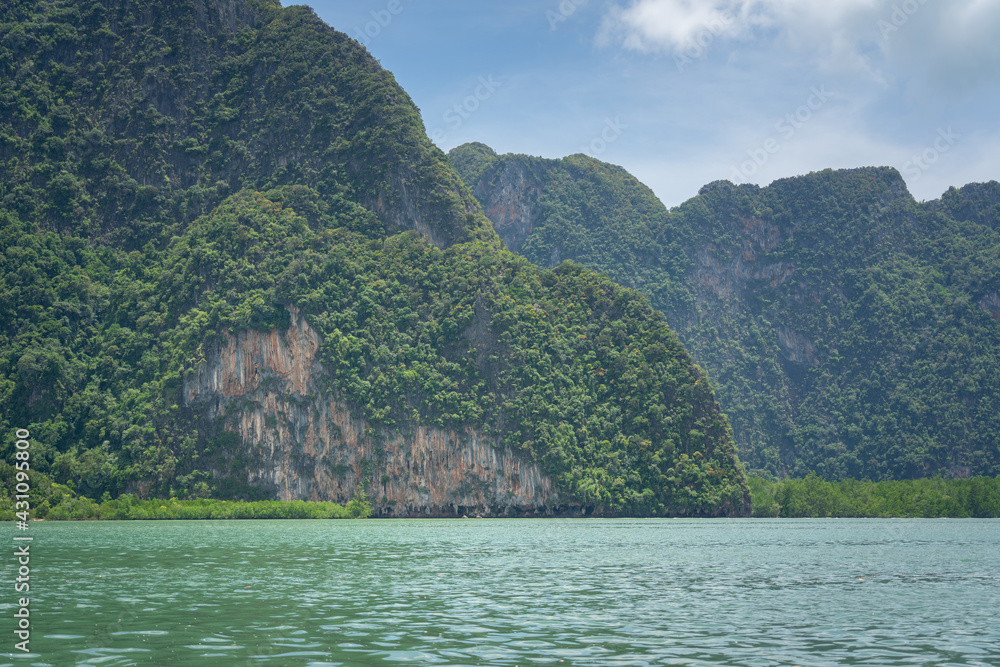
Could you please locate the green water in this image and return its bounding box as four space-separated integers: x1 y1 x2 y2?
3 519 998 666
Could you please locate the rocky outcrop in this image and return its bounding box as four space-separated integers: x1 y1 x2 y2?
368 165 489 249
691 215 793 308
693 248 794 303
979 292 1000 323
184 307 571 516
776 325 818 367
473 159 543 253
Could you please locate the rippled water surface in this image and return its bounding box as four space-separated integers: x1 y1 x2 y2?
3 519 998 665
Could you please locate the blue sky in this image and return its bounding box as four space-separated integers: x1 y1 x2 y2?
290 0 1000 207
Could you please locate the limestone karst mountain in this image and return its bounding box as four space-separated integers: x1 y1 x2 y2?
451 142 1000 481
0 0 749 516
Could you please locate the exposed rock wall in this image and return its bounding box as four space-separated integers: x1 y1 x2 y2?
692 248 794 303
474 160 542 253
184 307 568 516
979 292 1000 323
776 325 818 367
371 167 447 248
692 214 793 301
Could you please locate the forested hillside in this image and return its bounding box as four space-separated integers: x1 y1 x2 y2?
451 143 1000 480
0 0 749 516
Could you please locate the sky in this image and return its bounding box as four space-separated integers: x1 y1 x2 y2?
289 0 1000 207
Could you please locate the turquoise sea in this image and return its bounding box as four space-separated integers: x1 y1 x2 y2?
3 519 998 666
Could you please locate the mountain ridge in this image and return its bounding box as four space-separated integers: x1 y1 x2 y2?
0 0 495 250
450 142 1000 480
0 0 749 517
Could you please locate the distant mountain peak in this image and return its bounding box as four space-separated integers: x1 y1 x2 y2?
452 146 1000 480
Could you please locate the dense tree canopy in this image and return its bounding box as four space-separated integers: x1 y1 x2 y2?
452 144 1000 481
0 0 748 516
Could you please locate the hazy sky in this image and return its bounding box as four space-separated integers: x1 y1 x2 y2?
291 0 999 207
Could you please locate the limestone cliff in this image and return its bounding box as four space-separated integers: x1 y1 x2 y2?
1 0 752 510
691 214 794 303
448 145 1000 480
979 292 1000 323
184 308 569 516
470 159 543 254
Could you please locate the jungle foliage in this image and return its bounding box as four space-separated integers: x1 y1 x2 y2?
0 0 747 515
452 144 1000 482
748 474 1000 518
0 463 371 519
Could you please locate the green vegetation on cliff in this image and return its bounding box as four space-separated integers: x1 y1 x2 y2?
0 0 747 515
0 0 493 250
451 143 1000 481
1 186 748 515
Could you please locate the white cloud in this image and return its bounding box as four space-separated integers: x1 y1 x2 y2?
599 0 1000 92
598 0 879 56
597 0 745 53
879 0 1000 92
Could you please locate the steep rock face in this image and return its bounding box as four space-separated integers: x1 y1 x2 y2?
472 159 543 253
0 3 750 511
455 148 1000 479
0 0 493 250
184 308 568 516
979 293 1000 323
776 325 818 367
693 246 794 302
369 165 490 249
